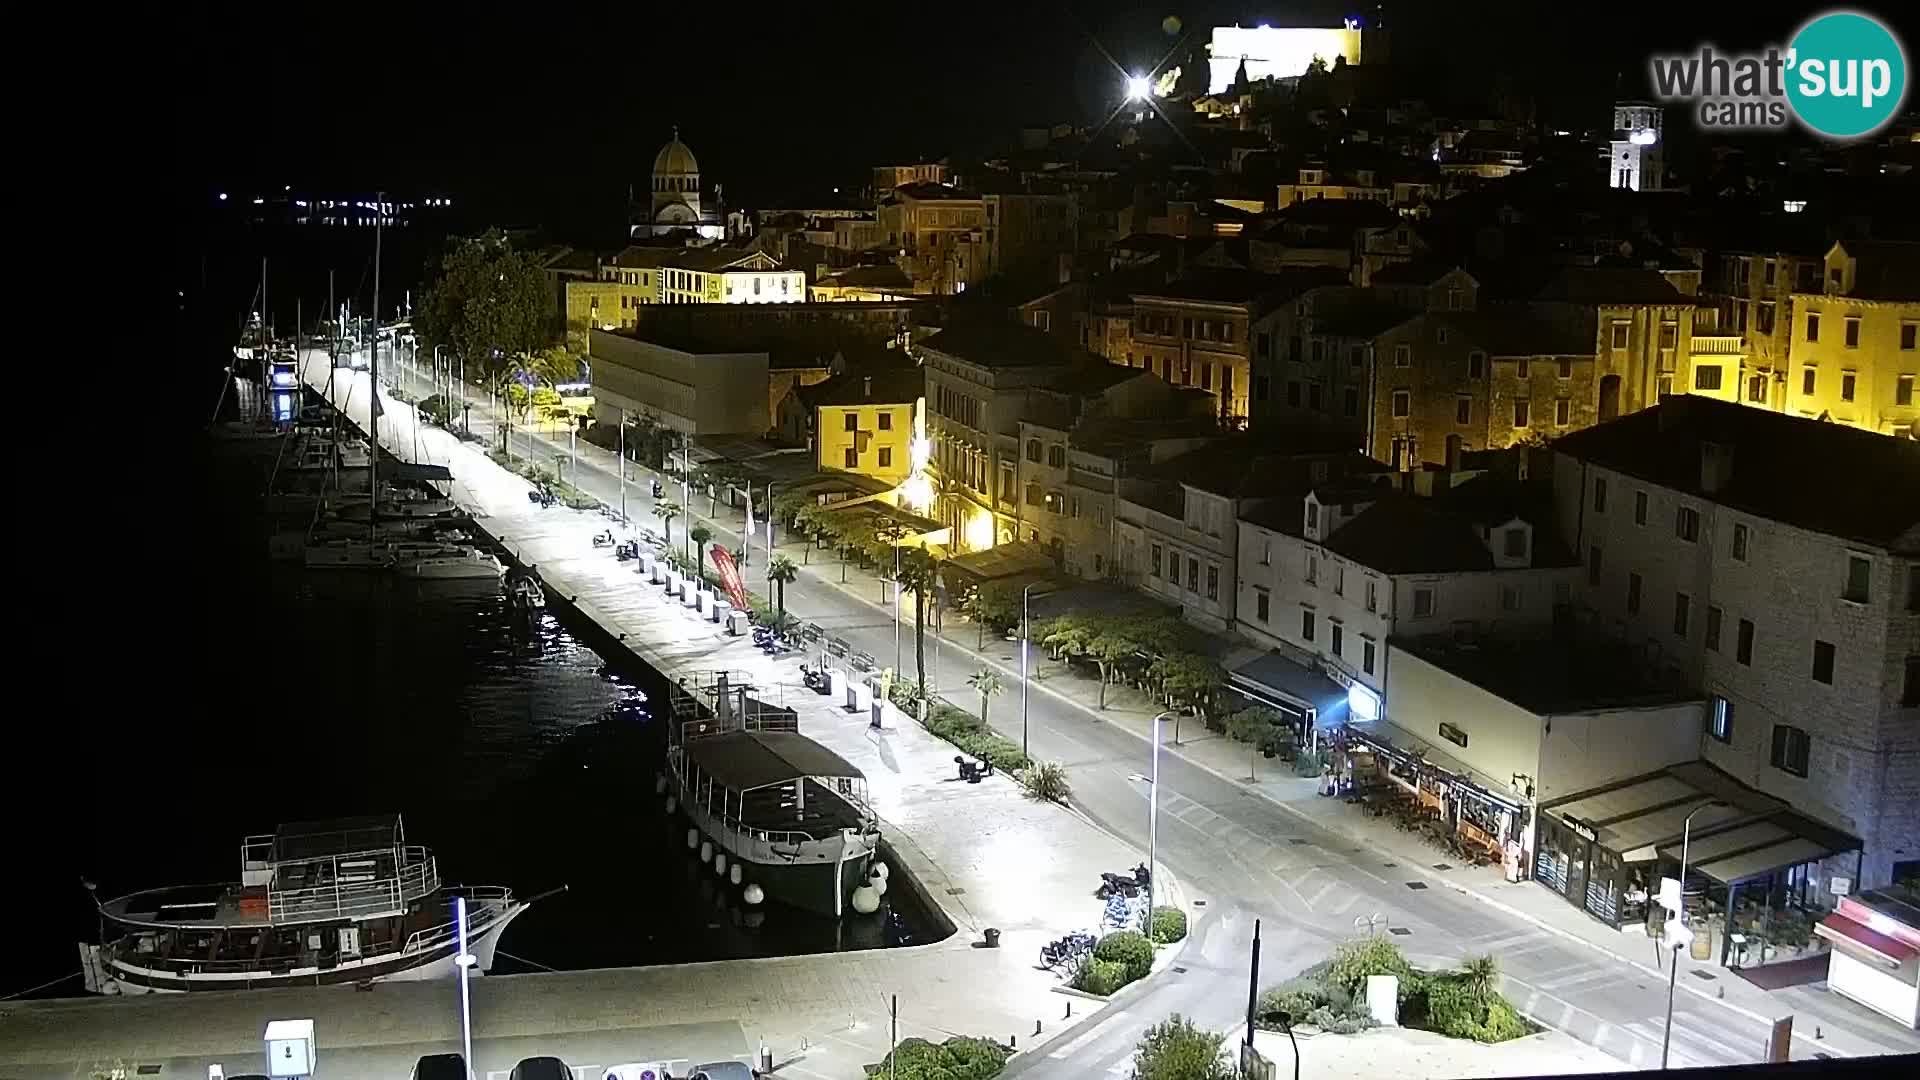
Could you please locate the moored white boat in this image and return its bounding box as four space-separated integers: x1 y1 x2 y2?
403 548 505 579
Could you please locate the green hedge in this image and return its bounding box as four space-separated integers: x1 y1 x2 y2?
864 1035 1008 1080
924 701 1029 772
1095 930 1155 982
1072 958 1131 997
1149 906 1188 944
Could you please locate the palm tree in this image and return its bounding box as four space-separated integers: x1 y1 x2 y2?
895 548 940 698
767 555 798 618
968 668 1004 726
651 499 681 548
689 524 713 582
1461 954 1500 1005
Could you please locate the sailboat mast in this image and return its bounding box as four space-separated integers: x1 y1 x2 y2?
369 193 383 545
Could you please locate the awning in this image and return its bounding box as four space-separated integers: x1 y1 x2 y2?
389 462 453 484
684 731 864 792
943 541 1057 584
1693 838 1839 887
1229 652 1348 725
1816 914 1917 968
1348 721 1529 814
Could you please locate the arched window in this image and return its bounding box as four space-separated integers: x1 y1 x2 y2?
1026 439 1042 463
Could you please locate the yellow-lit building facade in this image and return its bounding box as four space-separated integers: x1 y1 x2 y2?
658 249 807 305
810 370 927 487
1788 242 1920 437
565 279 654 332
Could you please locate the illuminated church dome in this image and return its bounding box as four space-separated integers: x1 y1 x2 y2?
638 127 722 240
653 129 700 177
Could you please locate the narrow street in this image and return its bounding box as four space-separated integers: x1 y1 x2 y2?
375 356 1893 1075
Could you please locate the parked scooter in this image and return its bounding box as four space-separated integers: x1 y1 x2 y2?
591 530 615 548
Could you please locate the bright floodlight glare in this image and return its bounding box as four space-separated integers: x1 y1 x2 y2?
1125 75 1151 100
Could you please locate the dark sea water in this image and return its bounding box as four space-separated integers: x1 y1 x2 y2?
5 427 931 1000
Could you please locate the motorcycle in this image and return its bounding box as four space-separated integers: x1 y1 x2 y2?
799 665 832 694
614 540 640 561
591 530 615 549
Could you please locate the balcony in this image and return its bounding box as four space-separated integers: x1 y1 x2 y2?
1691 335 1745 356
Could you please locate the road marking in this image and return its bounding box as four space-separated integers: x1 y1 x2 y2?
1539 965 1623 992
1303 880 1338 908
1323 890 1359 915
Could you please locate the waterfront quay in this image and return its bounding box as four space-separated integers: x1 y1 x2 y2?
0 362 1156 1080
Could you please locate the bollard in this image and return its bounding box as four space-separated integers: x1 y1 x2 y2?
1033 1020 1042 1037
1064 1001 1073 1019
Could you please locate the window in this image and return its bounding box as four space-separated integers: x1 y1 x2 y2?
1811 640 1836 684
1500 584 1522 611
1151 544 1162 578
1903 324 1918 350
1763 260 1777 285
1899 374 1915 406
1518 357 1531 378
1468 351 1486 378
1165 551 1179 584
1634 490 1648 525
1331 623 1344 657
1344 387 1359 417
1048 445 1066 468
1841 372 1856 402
1255 375 1271 401
843 447 858 467
844 412 859 432
1558 357 1573 379
1456 397 1472 425
1305 555 1318 585
1394 344 1411 367
1255 588 1270 623
1748 374 1768 403
1593 477 1608 513
1206 565 1219 601
878 447 893 468
1673 592 1691 637
1333 565 1345 595
1187 557 1199 592
1588 544 1603 585
1756 303 1775 335
1611 322 1629 349
1437 327 1450 345
1806 313 1820 342
1732 523 1749 562
1627 572 1643 614
1513 399 1530 427
1694 365 1723 390
1258 539 1271 566
1737 618 1755 665
1026 439 1041 463
1391 389 1411 417
1306 502 1320 531
1708 696 1733 742
1844 317 1860 348
1904 656 1919 706
1503 527 1526 557
1201 364 1213 391
1706 606 1723 651
1287 381 1302 407
1659 322 1678 350
1676 506 1700 542
1555 398 1571 425
1363 640 1377 675
1301 608 1316 642
876 412 893 431
1365 579 1378 612
1412 587 1435 618
1309 384 1322 410
1802 367 1817 396
1843 555 1871 603
1771 725 1810 777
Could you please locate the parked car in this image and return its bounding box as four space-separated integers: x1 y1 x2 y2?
509 1058 574 1080
411 1053 469 1080
686 1062 755 1080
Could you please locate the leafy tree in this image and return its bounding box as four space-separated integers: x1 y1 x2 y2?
1088 630 1136 709
652 500 681 548
1132 1015 1234 1080
767 555 798 618
1227 706 1288 779
895 547 940 697
689 523 713 581
965 583 1022 648
967 668 1004 726
414 229 551 390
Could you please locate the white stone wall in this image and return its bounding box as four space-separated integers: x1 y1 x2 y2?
1552 450 1920 886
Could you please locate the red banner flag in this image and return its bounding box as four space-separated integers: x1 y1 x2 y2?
709 545 750 612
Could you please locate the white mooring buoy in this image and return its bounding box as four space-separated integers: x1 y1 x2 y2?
851 884 881 914
685 828 699 850
870 861 890 882
699 841 713 864
743 884 765 906
714 853 728 876
665 796 677 814
730 863 743 886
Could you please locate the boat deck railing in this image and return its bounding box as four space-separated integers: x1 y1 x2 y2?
398 886 516 955
267 846 439 922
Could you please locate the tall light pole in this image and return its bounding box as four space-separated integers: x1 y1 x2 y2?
618 415 631 529
1020 582 1042 761
1146 710 1172 928
1661 799 1724 1070
453 896 475 1077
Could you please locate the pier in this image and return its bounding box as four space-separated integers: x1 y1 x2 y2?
0 360 1159 1079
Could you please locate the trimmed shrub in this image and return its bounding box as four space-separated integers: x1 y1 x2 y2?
1073 958 1130 996
863 1034 1009 1080
1132 1015 1235 1080
1095 930 1156 982
1425 977 1534 1043
1326 937 1415 999
1148 906 1188 944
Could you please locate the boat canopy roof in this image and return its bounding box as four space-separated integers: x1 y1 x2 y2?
685 731 863 792
389 462 453 484
272 814 405 861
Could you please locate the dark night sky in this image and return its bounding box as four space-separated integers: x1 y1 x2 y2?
177 0 1909 238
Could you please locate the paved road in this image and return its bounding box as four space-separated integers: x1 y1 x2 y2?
378 364 1802 1075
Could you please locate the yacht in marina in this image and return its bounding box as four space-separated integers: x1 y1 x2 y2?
81 815 530 995
402 547 506 580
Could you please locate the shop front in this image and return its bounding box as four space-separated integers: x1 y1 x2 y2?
1336 724 1530 876
1815 888 1920 1028
1227 652 1351 755
1535 761 1861 971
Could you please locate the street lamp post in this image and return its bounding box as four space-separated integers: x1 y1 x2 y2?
1146 710 1172 929
1020 582 1041 761
893 540 903 673
618 416 630 529
453 896 475 1076
1661 799 1725 1070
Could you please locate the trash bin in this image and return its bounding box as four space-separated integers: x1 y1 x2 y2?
984 927 1001 948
